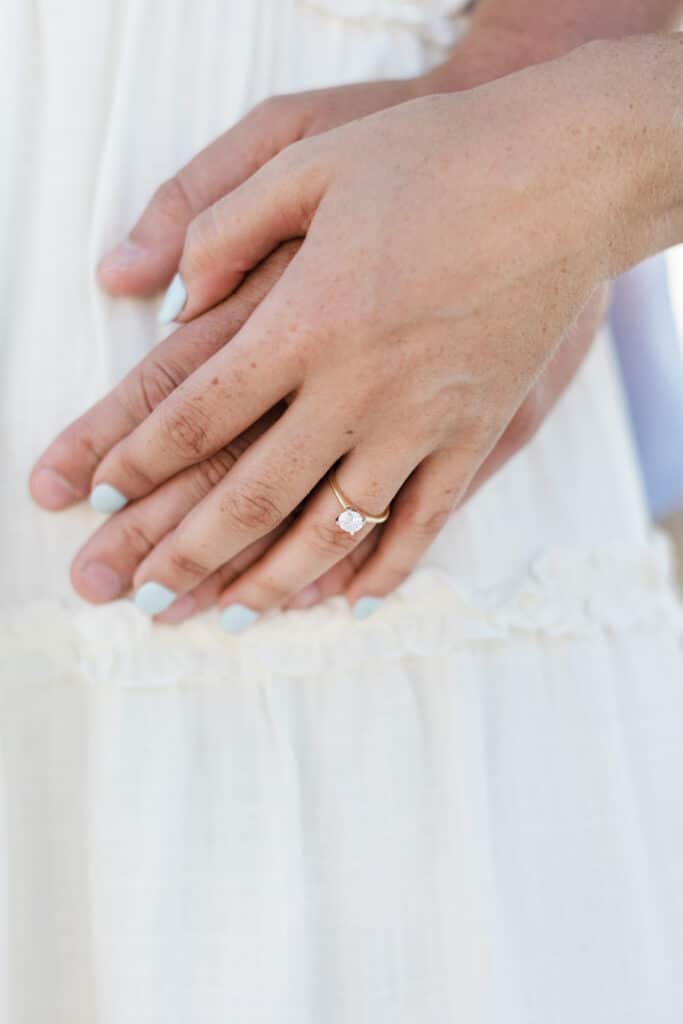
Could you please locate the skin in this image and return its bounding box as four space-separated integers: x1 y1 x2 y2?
31 11 683 624
32 243 607 623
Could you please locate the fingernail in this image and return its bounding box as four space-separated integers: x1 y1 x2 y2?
31 467 82 510
220 603 260 635
79 562 124 602
134 581 177 616
99 240 146 274
287 583 320 610
156 592 196 624
158 272 187 324
351 596 383 621
90 483 128 515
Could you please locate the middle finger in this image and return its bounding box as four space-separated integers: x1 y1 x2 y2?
129 395 352 613
71 409 285 603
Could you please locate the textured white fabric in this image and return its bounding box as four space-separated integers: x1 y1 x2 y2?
2 1 683 1020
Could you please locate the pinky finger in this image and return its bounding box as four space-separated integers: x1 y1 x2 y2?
283 528 381 610
343 449 473 614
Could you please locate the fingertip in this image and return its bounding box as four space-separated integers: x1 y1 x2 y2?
71 560 125 604
97 241 146 293
29 466 85 510
157 273 188 325
96 241 176 298
90 483 129 515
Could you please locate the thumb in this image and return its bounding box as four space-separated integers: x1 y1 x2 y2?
97 97 307 298
160 137 329 325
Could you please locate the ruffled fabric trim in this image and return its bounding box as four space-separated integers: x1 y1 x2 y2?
1 532 682 686
299 0 469 46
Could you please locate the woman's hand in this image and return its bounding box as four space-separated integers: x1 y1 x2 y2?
32 239 388 620
32 22 616 623
30 236 607 625
60 42 664 627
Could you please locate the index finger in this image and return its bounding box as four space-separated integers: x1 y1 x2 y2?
98 96 305 298
30 242 299 510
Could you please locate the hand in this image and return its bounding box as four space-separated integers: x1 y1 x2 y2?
54 43 646 628
29 237 608 621
32 26 610 623
32 240 389 621
95 19 570 301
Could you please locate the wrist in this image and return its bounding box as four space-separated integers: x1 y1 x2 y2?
417 13 606 96
429 34 683 280
417 25 565 95
418 3 683 97
571 36 683 273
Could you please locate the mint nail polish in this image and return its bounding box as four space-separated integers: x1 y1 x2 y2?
158 272 187 324
352 596 383 621
90 483 128 514
134 581 177 616
220 603 260 635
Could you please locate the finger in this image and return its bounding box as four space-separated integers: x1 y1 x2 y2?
30 242 299 511
154 528 290 625
128 397 350 615
70 410 284 604
279 528 381 610
343 447 476 614
162 137 327 325
88 280 305 509
98 97 307 297
213 444 420 633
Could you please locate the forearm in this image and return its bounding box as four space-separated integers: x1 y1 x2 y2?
472 0 683 50
426 0 683 89
545 33 683 275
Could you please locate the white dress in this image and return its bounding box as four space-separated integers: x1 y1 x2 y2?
2 1 683 1020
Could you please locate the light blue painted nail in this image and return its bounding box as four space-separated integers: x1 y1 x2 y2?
220 603 260 635
352 596 383 621
134 581 177 616
90 483 128 514
158 272 187 324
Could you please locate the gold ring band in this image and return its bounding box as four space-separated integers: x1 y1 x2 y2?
327 468 391 535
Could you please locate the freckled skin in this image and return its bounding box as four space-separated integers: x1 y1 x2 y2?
92 39 683 614
31 17 683 621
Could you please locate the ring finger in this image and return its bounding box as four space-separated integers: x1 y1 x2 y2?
212 444 422 632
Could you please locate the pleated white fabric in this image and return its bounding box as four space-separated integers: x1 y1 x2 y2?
2 1 683 1020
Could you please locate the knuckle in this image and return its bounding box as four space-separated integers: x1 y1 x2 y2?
75 430 107 469
246 574 291 606
117 517 156 559
226 483 283 534
160 398 212 460
184 209 220 274
255 93 291 118
272 136 310 176
115 447 158 491
166 542 212 581
192 449 238 496
310 519 359 558
400 498 454 539
152 175 194 223
137 357 185 416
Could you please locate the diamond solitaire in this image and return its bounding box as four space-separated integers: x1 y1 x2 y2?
327 468 391 533
336 508 366 535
